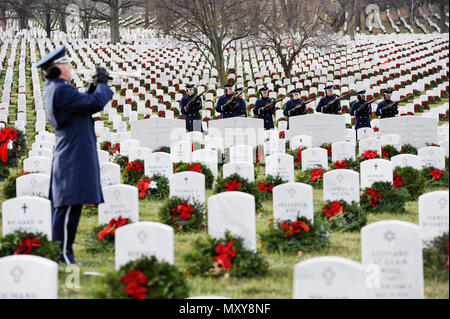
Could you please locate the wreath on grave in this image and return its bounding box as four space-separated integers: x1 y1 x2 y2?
256 175 287 200
122 160 145 185
183 231 268 278
112 153 129 172
260 216 330 253
423 233 449 281
401 144 418 155
137 174 169 200
393 167 426 201
0 127 27 179
154 146 170 153
290 147 306 169
357 150 380 162
295 168 326 189
89 256 189 299
86 216 132 254
158 197 205 232
422 166 449 187
173 162 214 189
320 143 332 160
83 204 99 216
318 201 367 232
1 170 29 200
381 145 400 160
213 174 262 211
330 158 360 171
0 231 61 261
360 181 409 213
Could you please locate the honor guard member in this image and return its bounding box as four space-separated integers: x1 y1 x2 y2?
253 87 276 130
180 84 203 132
215 84 247 118
37 45 114 264
350 90 372 139
316 85 341 114
283 88 306 129
376 89 398 118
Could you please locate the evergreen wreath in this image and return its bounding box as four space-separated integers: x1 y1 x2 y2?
381 145 400 160
154 146 171 153
0 127 27 179
260 216 330 253
256 175 287 200
358 150 380 162
360 181 409 213
122 160 145 185
393 167 426 201
183 231 268 278
330 158 360 171
158 197 206 232
422 166 449 187
290 147 306 169
320 143 332 160
401 144 418 155
1 170 30 200
295 168 326 189
86 216 132 254
0 231 60 261
173 162 214 189
137 174 169 200
423 233 449 281
89 256 189 299
318 200 367 232
213 174 262 210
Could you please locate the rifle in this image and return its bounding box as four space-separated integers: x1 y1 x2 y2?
356 96 380 112
223 92 243 110
261 97 285 113
384 94 413 110
186 91 205 110
324 91 355 111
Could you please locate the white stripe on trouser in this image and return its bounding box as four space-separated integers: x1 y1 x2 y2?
62 206 72 264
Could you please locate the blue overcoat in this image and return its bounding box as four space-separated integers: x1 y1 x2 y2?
376 99 398 118
44 78 113 208
283 99 306 129
316 95 341 114
215 94 247 118
180 94 202 132
253 97 275 130
350 100 372 130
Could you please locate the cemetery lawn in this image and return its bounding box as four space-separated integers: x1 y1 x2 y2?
1 187 448 299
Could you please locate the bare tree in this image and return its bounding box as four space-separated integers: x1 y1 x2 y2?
152 0 266 87
256 0 335 78
32 0 63 37
0 4 6 31
91 0 143 43
0 0 35 29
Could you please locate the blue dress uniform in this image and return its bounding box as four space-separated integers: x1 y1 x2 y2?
376 90 398 119
215 92 247 118
253 90 276 130
350 92 372 131
180 93 203 132
316 85 341 114
283 89 306 129
38 46 113 264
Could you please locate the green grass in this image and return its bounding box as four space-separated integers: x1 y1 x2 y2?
0 39 449 299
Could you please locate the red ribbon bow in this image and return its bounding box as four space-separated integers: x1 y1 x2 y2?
14 237 41 255
98 216 129 241
214 241 237 270
430 169 444 181
138 178 151 199
0 127 18 164
366 188 382 208
322 201 344 221
121 270 148 299
171 202 194 222
281 220 310 237
189 163 202 173
295 148 304 163
225 180 241 192
334 160 347 169
310 169 324 183
363 150 378 160
382 148 390 159
125 161 143 174
257 181 274 193
393 173 405 189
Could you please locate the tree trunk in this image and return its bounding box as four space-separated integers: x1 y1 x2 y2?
145 0 150 28
439 0 446 33
18 10 28 30
82 16 90 39
0 8 5 31
355 5 361 32
45 11 51 38
59 12 67 33
213 43 227 87
110 4 120 43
